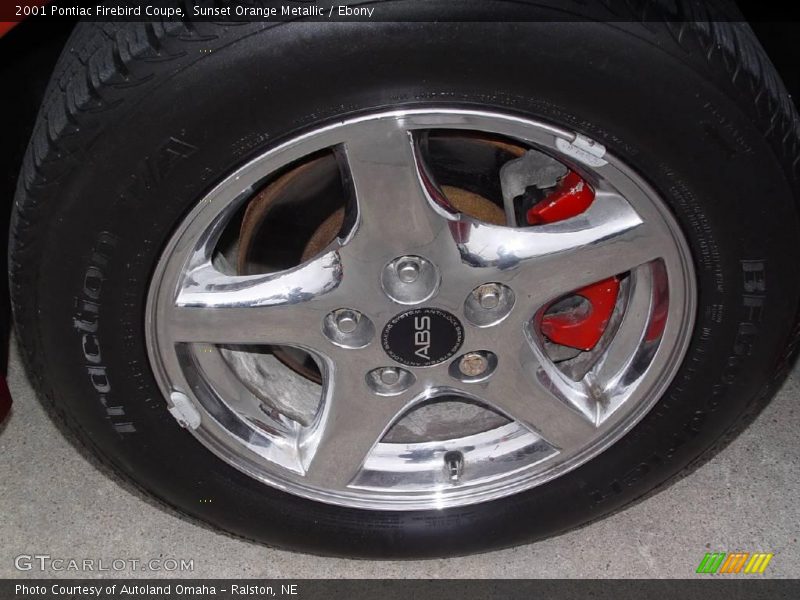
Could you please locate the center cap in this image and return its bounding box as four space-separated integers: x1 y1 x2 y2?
382 308 464 367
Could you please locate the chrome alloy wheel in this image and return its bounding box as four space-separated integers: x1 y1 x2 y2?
146 109 696 511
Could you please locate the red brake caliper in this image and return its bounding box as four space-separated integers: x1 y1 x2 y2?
531 171 620 351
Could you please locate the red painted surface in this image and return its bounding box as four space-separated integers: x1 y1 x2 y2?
526 171 594 225
542 277 621 351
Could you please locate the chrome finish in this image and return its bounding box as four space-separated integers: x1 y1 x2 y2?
381 255 440 305
396 258 421 283
146 108 696 511
334 309 359 334
322 309 374 349
367 367 415 396
464 282 515 327
477 284 501 309
380 367 401 385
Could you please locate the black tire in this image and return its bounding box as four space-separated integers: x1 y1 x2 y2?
10 5 800 558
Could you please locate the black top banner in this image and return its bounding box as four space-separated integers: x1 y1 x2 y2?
0 0 794 24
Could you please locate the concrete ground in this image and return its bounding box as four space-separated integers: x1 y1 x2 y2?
1 340 798 579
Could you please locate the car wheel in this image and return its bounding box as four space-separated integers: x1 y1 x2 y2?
10 6 800 557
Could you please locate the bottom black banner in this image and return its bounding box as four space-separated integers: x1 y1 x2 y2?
2 579 799 600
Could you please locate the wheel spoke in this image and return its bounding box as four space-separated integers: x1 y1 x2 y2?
168 305 327 347
475 338 597 451
457 190 665 303
300 361 410 489
165 251 341 346
177 250 342 308
191 346 296 437
591 264 654 390
340 120 453 258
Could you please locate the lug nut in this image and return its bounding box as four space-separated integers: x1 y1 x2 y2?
396 258 420 283
465 283 514 327
458 352 489 377
324 309 374 349
335 309 359 334
382 255 439 305
379 367 401 386
367 366 415 396
477 284 501 309
451 351 497 382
